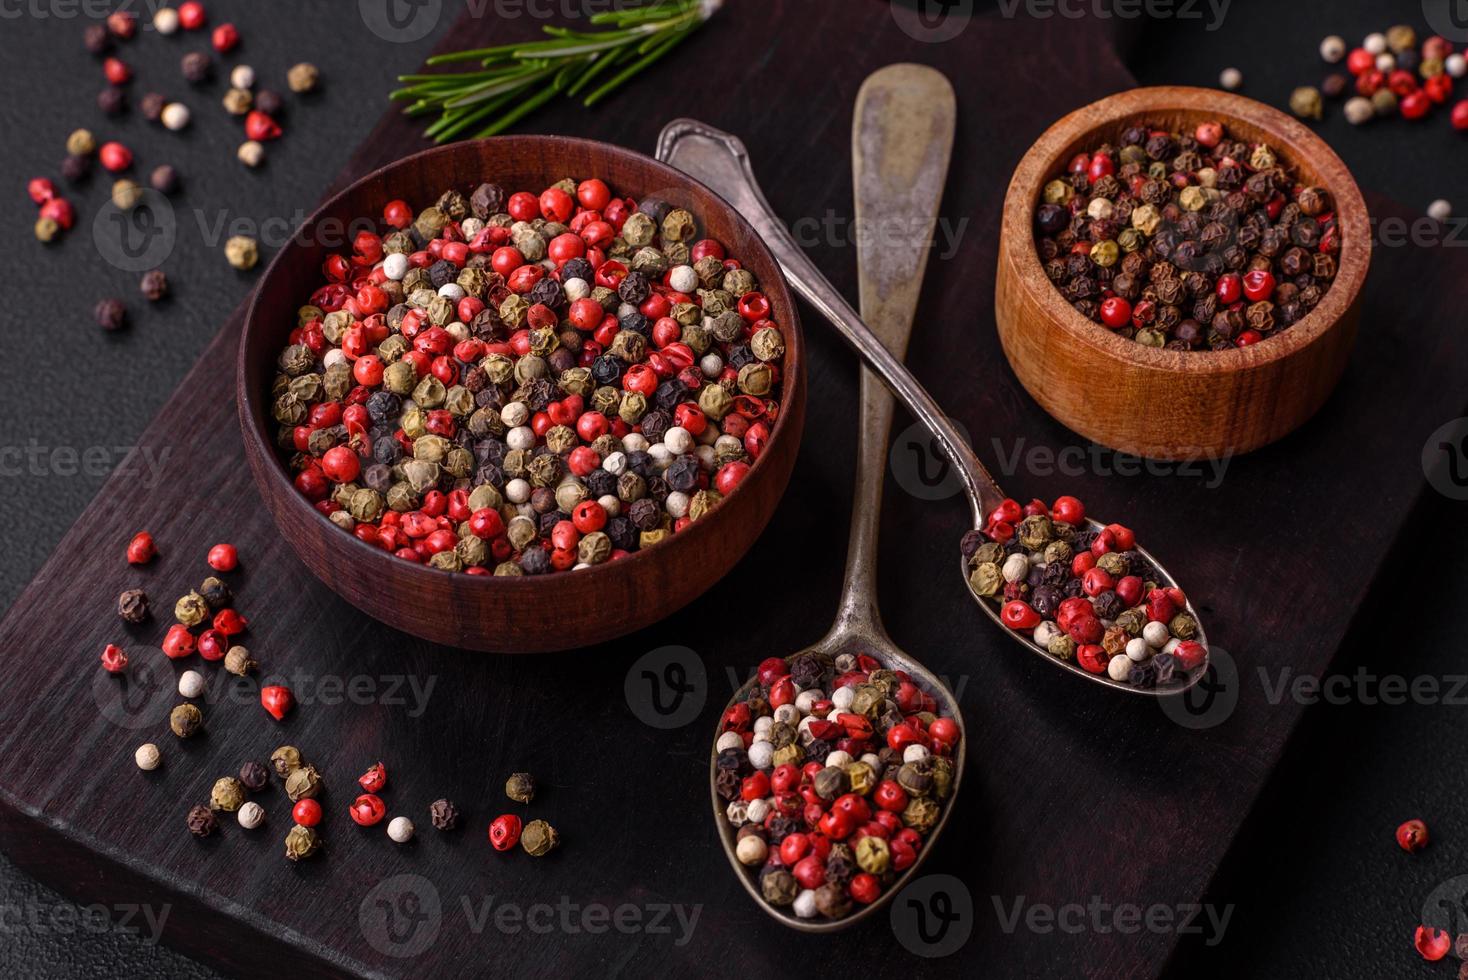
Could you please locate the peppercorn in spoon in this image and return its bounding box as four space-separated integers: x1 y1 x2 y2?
702 66 965 931
656 118 1209 697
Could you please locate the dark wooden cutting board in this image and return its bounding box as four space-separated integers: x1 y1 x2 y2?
3 3 1466 978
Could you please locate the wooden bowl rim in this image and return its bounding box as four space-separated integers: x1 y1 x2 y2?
237 135 804 597
1001 85 1371 375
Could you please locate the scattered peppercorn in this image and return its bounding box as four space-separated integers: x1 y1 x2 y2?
489 813 522 850
223 645 257 676
100 643 128 674
225 235 259 270
181 51 212 84
237 801 266 830
520 819 559 856
254 88 284 117
150 165 180 195
162 103 192 131
97 87 126 116
1289 86 1324 120
61 155 91 184
112 179 143 211
270 745 302 778
117 588 150 623
237 140 265 168
430 799 460 831
126 531 156 564
207 542 238 571
84 23 111 55
223 88 252 115
284 824 321 861
186 804 218 838
135 743 161 771
138 269 169 302
1397 818 1430 852
170 703 203 738
239 760 270 792
1219 67 1243 90
261 685 295 721
95 298 127 332
287 62 319 94
210 777 246 812
387 816 415 843
66 129 96 157
505 772 535 804
284 764 321 802
140 92 167 123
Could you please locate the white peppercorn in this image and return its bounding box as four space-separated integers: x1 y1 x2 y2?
161 102 191 131
735 834 767 865
387 816 415 843
230 65 256 90
237 801 266 830
134 743 161 771
1125 637 1151 662
1107 655 1132 681
238 140 265 168
1219 67 1242 90
1344 96 1374 125
1428 199 1453 222
1142 621 1171 649
1319 35 1345 63
178 669 205 698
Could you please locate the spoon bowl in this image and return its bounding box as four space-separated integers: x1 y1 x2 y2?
657 119 1211 696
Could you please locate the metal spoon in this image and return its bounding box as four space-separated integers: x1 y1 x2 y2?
656 118 1209 697
705 64 962 932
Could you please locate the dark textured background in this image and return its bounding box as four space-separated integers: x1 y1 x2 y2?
1 1 1464 976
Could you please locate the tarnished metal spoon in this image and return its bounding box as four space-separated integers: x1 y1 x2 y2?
701 64 961 932
656 118 1209 697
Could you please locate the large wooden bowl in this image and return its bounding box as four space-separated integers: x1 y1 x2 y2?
238 137 805 652
997 87 1370 460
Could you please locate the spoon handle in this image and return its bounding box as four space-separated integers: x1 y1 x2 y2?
655 119 1008 526
836 65 957 634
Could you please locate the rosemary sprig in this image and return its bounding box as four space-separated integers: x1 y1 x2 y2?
391 0 723 142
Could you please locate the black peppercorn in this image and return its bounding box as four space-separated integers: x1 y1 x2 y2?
254 89 284 117
118 588 150 623
140 92 167 123
238 760 269 792
150 165 179 195
97 88 126 116
94 298 127 332
186 804 218 838
140 269 169 302
181 52 212 84
61 154 91 184
84 23 111 55
430 798 461 830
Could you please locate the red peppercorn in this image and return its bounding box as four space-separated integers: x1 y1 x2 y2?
104 57 132 86
359 762 388 793
178 2 206 29
1415 925 1451 962
848 873 881 905
1401 90 1432 120
206 542 238 572
99 142 132 173
197 629 227 661
1066 614 1104 646
1396 819 1429 853
489 813 522 851
260 685 294 721
27 177 56 205
1174 641 1207 670
1215 273 1241 304
741 771 771 801
873 780 908 813
162 624 195 659
792 855 826 890
1193 121 1222 148
1452 100 1468 131
40 198 75 230
539 187 574 223
928 716 960 748
213 608 247 635
211 23 239 53
1086 152 1115 184
1388 69 1419 98
1099 296 1131 329
107 10 136 37
889 838 917 871
1051 495 1085 525
1235 330 1263 347
1241 269 1275 302
350 794 387 827
321 445 361 483
126 530 157 564
245 111 282 142
292 799 322 827
1346 48 1374 75
1077 644 1108 674
1081 567 1114 597
100 643 128 674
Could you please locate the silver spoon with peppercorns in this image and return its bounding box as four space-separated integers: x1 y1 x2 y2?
700 66 967 932
658 118 1209 698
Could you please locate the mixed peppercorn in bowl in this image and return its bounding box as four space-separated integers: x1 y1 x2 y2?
239 138 804 652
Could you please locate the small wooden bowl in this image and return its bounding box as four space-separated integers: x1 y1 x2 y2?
238 137 805 653
997 87 1370 460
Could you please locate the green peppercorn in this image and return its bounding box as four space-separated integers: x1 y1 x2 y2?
505 772 535 804
170 703 203 738
284 824 321 862
285 764 322 802
174 591 209 627
210 777 246 812
902 796 940 833
270 745 303 779
520 819 559 856
225 235 259 271
762 869 797 906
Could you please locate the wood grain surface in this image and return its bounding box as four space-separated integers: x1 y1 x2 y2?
1 3 1466 978
997 86 1370 460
